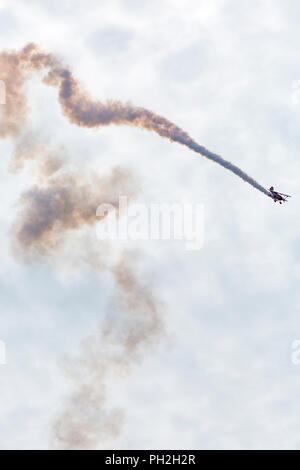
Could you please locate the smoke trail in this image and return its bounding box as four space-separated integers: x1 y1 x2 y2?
12 154 162 448
0 43 270 197
10 142 162 449
12 166 137 259
0 48 29 137
52 252 164 450
10 134 65 179
0 42 271 449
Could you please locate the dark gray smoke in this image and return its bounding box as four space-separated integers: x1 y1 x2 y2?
0 43 270 196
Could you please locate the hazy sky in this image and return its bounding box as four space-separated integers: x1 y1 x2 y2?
0 0 300 449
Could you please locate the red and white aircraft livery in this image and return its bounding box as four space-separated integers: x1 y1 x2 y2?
269 187 291 204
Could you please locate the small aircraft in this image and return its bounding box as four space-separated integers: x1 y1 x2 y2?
269 186 291 204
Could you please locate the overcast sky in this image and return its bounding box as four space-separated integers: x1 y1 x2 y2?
0 0 300 450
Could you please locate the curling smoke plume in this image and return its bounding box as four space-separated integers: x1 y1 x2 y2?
53 252 164 449
10 140 160 449
0 43 270 449
12 166 137 258
10 136 157 449
0 43 270 197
